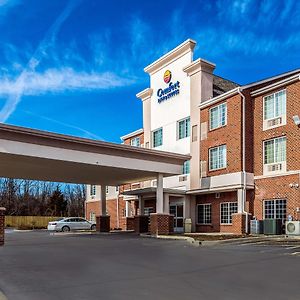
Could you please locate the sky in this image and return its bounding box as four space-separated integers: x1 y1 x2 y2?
0 0 299 143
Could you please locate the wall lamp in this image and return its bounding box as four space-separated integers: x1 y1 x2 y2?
293 115 300 127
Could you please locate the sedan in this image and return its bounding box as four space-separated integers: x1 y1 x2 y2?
47 217 96 232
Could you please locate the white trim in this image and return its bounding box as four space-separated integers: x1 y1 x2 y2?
220 201 238 225
120 129 143 141
254 169 300 180
199 88 239 109
144 39 196 75
251 74 300 97
199 70 300 109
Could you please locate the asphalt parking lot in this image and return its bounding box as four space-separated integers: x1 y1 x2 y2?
0 230 299 300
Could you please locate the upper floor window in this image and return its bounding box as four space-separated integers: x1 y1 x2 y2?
183 160 190 174
209 145 226 171
131 137 140 147
264 137 286 173
152 128 163 148
178 117 190 139
263 90 286 129
209 103 227 130
90 185 96 196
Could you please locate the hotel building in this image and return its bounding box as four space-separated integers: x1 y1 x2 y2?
85 39 300 234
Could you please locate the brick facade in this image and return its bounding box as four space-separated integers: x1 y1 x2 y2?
150 213 174 235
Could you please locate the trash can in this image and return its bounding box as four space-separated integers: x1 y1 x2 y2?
184 218 192 233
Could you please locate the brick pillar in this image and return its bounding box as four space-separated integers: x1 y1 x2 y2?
125 217 135 231
96 215 110 232
134 215 149 233
232 213 247 234
0 207 6 246
150 213 174 235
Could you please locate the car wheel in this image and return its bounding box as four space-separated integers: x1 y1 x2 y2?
91 224 96 231
62 226 70 232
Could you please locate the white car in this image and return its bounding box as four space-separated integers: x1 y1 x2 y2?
47 217 96 232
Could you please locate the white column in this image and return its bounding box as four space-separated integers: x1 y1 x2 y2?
138 195 144 215
156 173 164 214
101 185 107 216
163 193 170 214
237 189 244 213
125 201 131 217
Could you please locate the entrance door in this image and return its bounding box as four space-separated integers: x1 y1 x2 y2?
170 204 184 233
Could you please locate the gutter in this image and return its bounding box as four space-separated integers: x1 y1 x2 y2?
237 87 248 234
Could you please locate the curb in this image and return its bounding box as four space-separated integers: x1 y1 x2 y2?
140 234 200 247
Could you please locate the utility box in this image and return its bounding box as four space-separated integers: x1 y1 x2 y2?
263 219 282 235
184 218 192 233
250 220 264 234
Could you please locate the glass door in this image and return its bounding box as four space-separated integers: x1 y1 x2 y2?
170 203 184 233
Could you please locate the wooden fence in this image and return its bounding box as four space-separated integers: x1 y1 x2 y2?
5 216 60 229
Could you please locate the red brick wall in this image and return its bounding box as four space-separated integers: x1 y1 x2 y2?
200 96 243 176
253 81 300 176
254 174 300 220
85 197 126 230
196 192 239 233
123 132 144 146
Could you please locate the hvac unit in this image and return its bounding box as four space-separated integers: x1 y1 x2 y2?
285 221 300 236
250 220 264 234
263 219 282 235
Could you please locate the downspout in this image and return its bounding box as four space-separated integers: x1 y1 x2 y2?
237 87 248 234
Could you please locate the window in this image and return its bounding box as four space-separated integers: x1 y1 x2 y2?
197 204 211 224
178 117 190 139
264 137 286 164
152 128 163 147
131 137 140 147
90 185 96 196
220 202 238 224
264 90 286 121
209 145 226 171
144 207 154 216
264 199 287 220
209 103 227 130
183 160 190 174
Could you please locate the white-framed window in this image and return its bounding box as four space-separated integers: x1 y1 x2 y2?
90 185 96 196
197 204 211 224
263 90 286 129
89 212 96 222
209 102 227 130
177 117 190 139
183 160 190 174
144 207 154 216
131 137 141 147
152 128 163 148
209 145 226 171
220 202 238 224
263 137 286 173
264 199 287 221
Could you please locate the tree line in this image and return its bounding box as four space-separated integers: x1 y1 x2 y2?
0 178 86 217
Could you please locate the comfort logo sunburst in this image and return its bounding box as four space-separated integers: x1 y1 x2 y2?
163 70 172 83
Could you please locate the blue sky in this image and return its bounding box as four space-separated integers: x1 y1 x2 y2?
0 0 299 142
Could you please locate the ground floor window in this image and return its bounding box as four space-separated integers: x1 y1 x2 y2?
144 207 154 216
264 199 287 220
197 204 211 224
220 202 238 224
89 212 96 222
